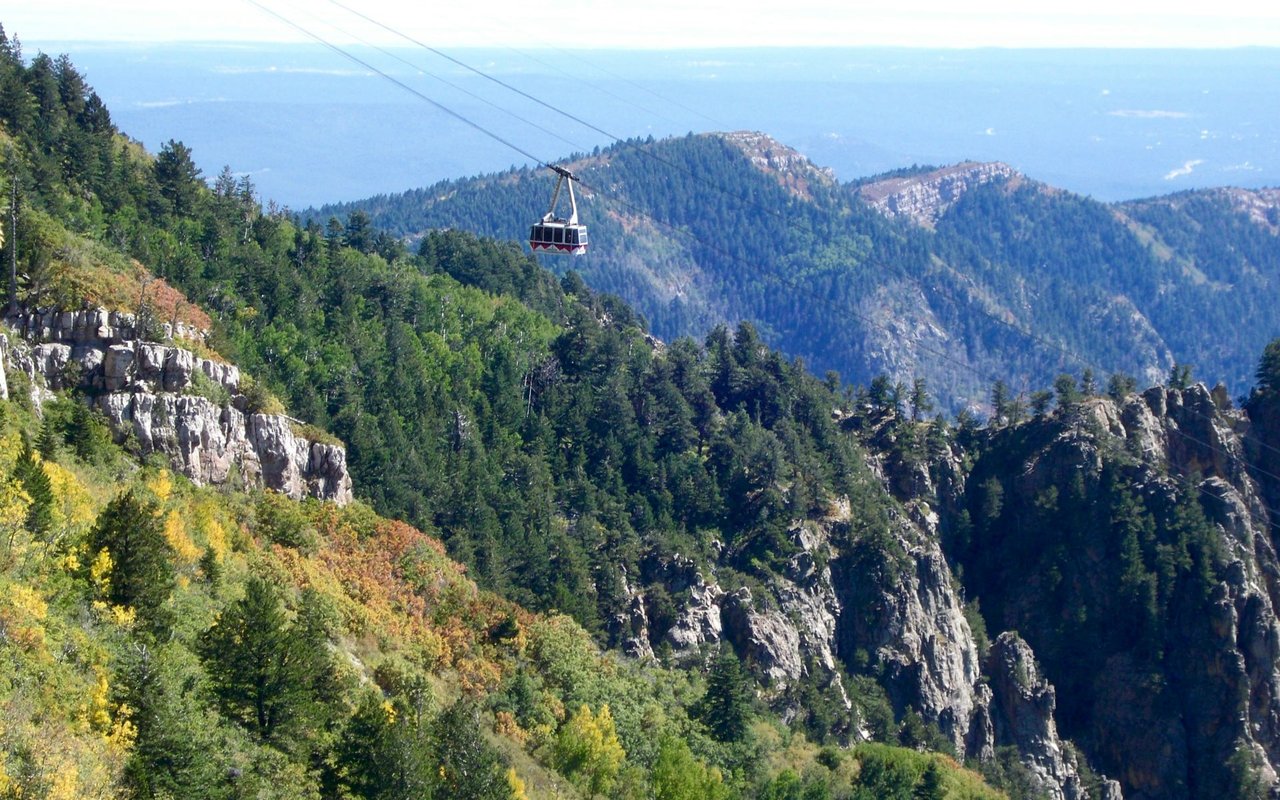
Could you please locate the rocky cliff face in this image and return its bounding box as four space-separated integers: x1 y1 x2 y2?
856 161 1021 227
1130 186 1280 236
830 514 983 755
951 385 1280 799
721 131 837 201
981 632 1100 800
612 415 1115 799
2 308 352 504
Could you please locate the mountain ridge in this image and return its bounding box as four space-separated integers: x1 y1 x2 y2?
856 160 1024 227
319 131 1280 412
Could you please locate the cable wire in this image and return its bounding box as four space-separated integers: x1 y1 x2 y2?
244 0 551 169
277 2 590 155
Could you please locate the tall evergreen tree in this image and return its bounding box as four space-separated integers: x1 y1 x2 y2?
12 441 53 540
696 648 755 743
154 139 202 216
431 701 510 800
88 489 173 632
199 575 323 746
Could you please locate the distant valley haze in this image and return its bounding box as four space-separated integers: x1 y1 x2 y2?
5 1 1278 209
8 42 1278 210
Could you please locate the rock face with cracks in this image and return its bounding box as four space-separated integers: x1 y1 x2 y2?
2 308 352 504
606 413 1118 799
955 386 1280 799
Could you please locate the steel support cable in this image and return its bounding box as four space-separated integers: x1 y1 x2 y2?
245 0 551 170
507 43 727 129
325 0 1109 386
496 44 678 126
315 0 1263 456
559 171 1280 502
295 8 590 155
325 0 631 139
322 0 780 213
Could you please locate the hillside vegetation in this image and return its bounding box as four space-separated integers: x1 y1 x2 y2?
19 23 1280 800
0 24 1012 800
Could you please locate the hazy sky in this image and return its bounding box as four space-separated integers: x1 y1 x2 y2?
6 0 1280 49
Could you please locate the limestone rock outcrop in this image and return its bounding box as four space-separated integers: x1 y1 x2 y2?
832 523 982 755
721 130 836 201
3 308 351 504
857 161 1020 227
983 632 1089 800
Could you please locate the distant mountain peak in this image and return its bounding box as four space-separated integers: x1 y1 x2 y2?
857 161 1022 227
715 131 836 200
1210 187 1280 234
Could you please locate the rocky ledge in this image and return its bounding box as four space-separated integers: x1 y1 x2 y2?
1 308 352 505
720 131 837 201
857 161 1020 227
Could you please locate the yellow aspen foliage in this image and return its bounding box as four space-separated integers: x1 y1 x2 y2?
162 510 201 565
199 509 230 562
1 582 49 651
507 767 530 800
0 423 23 474
60 551 82 573
105 704 137 755
81 667 136 754
43 460 96 538
89 548 113 597
110 604 136 628
46 765 81 800
83 666 115 732
0 478 31 561
80 667 134 752
144 469 172 504
89 599 136 628
0 709 117 800
553 704 626 797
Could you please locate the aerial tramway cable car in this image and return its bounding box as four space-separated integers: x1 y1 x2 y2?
529 165 588 255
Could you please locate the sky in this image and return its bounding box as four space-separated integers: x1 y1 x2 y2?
6 0 1280 49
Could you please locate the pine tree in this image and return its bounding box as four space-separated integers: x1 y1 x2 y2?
913 761 946 800
154 139 201 216
910 377 932 421
199 575 321 745
1054 373 1081 409
990 380 1013 425
119 644 223 799
339 691 433 800
88 489 173 631
12 441 53 541
696 648 754 743
1256 339 1280 395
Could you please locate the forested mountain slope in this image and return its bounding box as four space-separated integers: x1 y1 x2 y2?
15 25 1280 800
0 23 1014 800
318 133 1280 414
